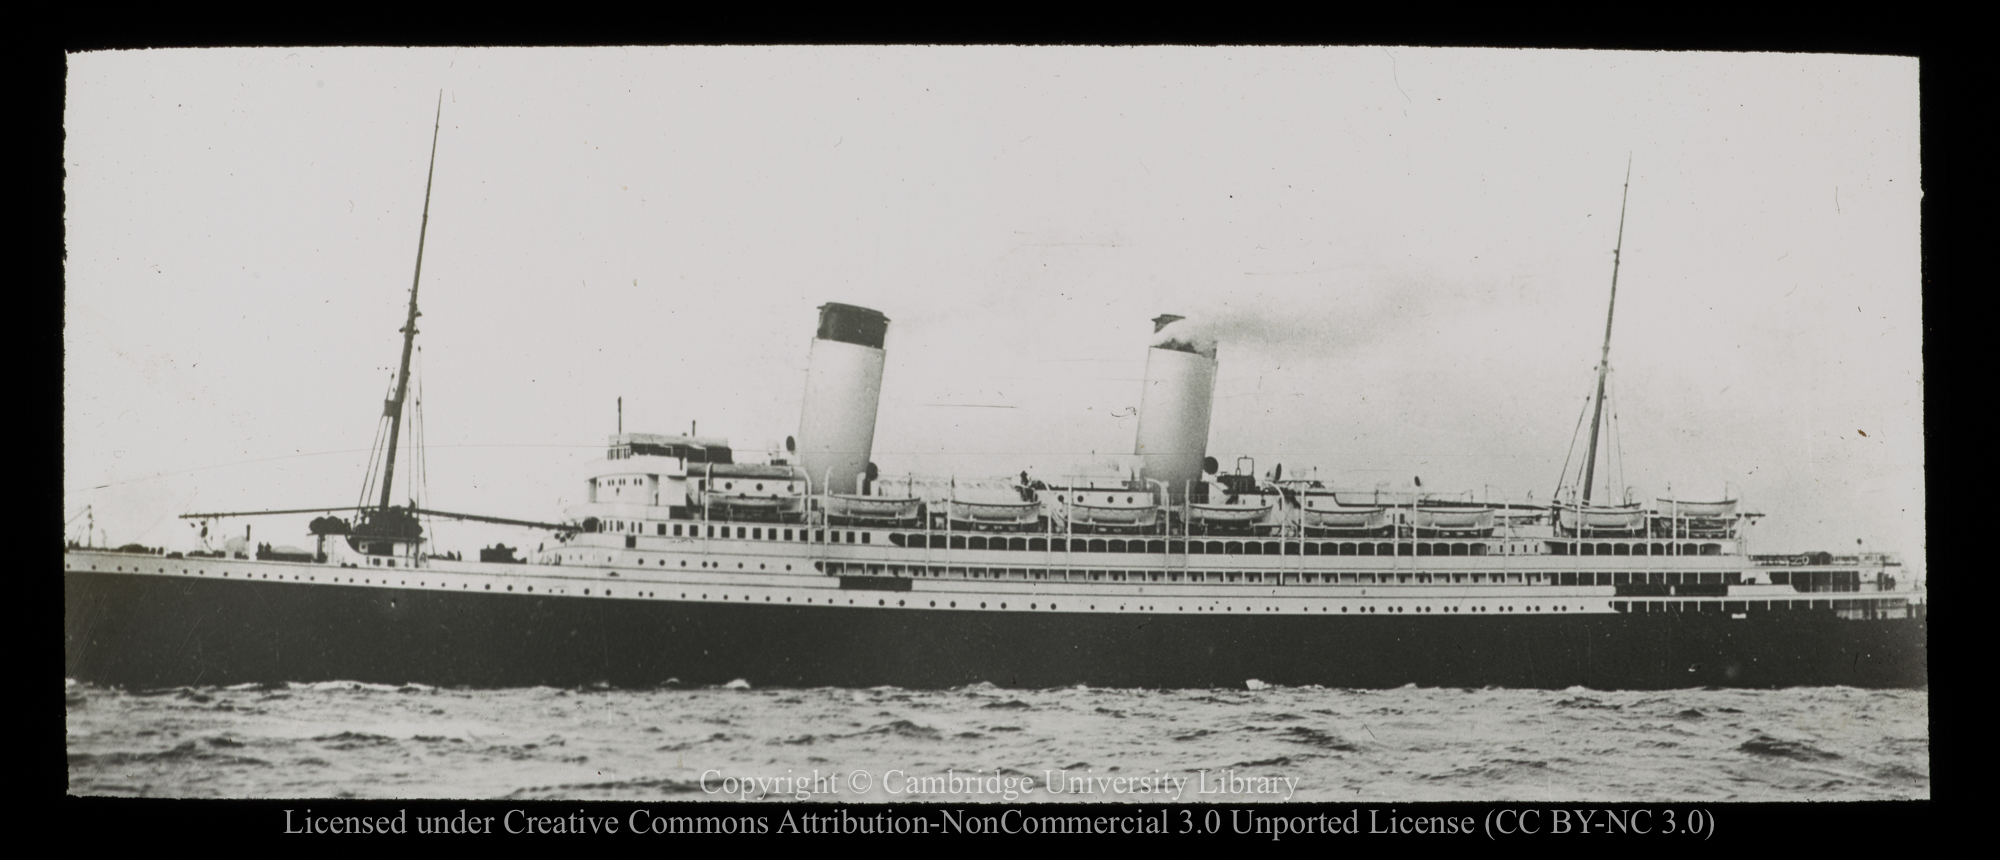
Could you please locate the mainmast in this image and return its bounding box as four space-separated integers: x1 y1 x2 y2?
376 94 444 513
1580 159 1632 505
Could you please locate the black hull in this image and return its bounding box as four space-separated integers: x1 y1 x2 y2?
65 571 1927 690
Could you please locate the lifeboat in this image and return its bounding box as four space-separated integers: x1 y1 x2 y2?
943 487 1042 528
701 465 807 518
1053 488 1159 529
1555 503 1647 534
1413 507 1495 535
1655 499 1738 518
949 498 1042 527
1652 498 1740 537
1299 495 1392 534
702 492 808 522
1187 497 1276 527
825 494 922 523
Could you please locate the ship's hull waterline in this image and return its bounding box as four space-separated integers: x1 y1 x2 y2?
65 566 1926 691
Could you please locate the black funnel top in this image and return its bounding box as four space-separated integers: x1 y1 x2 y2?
816 303 889 349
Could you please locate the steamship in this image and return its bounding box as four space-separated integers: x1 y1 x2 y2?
63 124 1925 691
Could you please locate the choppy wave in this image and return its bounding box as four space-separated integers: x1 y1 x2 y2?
65 680 1927 801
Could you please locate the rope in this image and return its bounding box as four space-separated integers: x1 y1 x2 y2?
1552 387 1591 500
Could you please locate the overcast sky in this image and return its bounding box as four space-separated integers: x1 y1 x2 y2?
63 47 1922 568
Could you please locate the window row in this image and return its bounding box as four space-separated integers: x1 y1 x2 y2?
816 562 1719 586
599 520 871 544
1612 597 1910 618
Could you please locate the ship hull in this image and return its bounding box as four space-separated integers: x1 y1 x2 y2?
66 569 1926 691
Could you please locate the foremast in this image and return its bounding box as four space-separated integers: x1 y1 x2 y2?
1580 159 1631 505
354 94 443 548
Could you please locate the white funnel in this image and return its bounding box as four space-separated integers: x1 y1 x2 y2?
1134 314 1217 501
797 303 888 496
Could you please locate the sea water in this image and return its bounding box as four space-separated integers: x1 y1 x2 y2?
65 680 1927 801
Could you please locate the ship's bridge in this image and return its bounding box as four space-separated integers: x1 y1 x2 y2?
576 432 814 527
606 432 733 463
586 433 735 510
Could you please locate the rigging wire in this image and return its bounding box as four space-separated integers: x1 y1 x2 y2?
413 346 435 544
1552 386 1592 501
355 404 392 516
1607 370 1626 504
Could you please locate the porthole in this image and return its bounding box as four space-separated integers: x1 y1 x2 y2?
980 602 987 609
